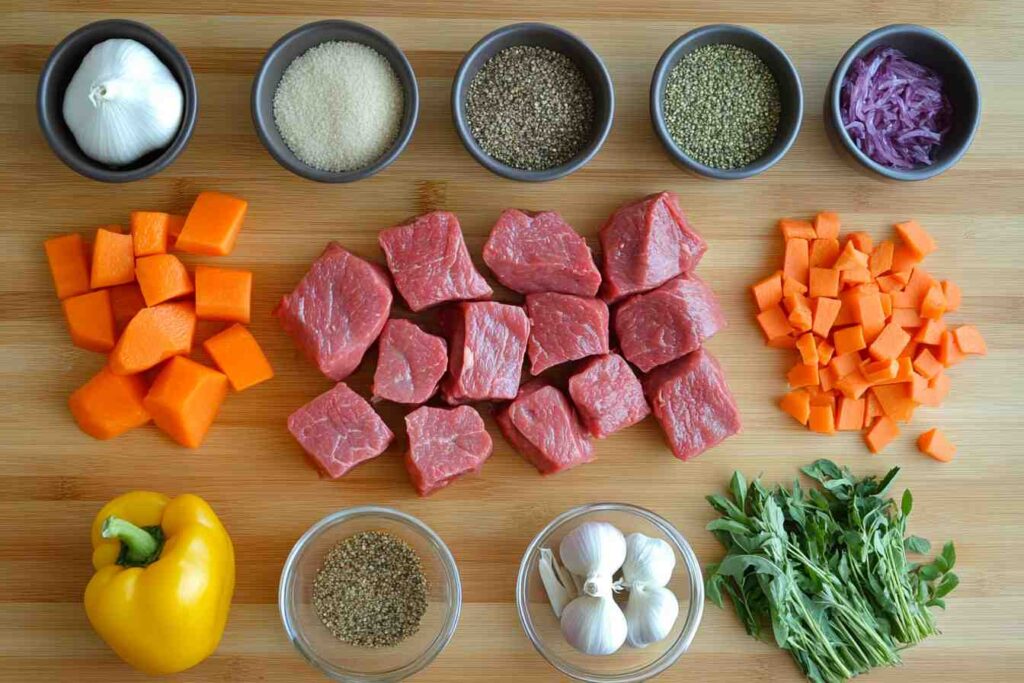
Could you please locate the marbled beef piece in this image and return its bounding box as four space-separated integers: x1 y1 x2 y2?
483 209 601 296
615 273 725 373
568 353 650 438
642 348 740 461
288 383 394 478
378 211 492 312
404 405 492 496
496 381 594 475
599 192 707 303
441 301 530 404
372 319 448 405
525 292 609 375
275 242 392 381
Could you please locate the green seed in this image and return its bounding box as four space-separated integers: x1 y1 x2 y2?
663 44 781 170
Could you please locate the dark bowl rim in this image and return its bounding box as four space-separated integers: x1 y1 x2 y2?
450 21 615 183
649 23 804 180
36 18 198 184
250 19 420 184
827 23 981 182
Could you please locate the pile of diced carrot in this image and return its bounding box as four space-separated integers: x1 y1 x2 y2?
753 212 985 461
44 191 274 448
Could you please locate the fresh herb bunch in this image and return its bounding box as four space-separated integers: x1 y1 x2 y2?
705 460 958 683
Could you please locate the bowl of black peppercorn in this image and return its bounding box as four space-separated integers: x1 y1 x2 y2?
452 23 614 182
650 24 803 180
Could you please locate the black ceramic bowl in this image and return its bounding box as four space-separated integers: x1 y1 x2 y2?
251 20 419 183
451 23 614 182
37 20 198 183
826 24 980 181
650 24 803 180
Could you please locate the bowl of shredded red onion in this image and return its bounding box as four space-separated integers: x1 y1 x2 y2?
827 24 980 181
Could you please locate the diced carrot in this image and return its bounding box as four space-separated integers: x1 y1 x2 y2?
194 266 252 324
901 267 936 309
68 367 150 440
90 227 134 289
767 335 797 349
834 325 867 355
130 211 171 257
891 307 923 329
920 284 946 320
135 254 194 307
796 332 818 365
779 390 811 425
941 280 962 312
809 238 841 268
108 283 146 334
166 214 186 249
865 393 883 425
62 289 115 353
787 361 820 389
851 292 886 341
868 240 895 277
890 245 922 274
836 397 866 431
44 233 91 299
864 416 899 454
953 325 988 355
938 330 966 367
783 238 810 287
879 292 893 319
900 340 919 360
840 267 872 287
109 302 196 375
779 218 817 241
873 357 914 385
752 272 783 311
175 191 248 256
877 274 907 293
833 290 859 327
817 339 835 366
847 232 873 254
919 372 951 407
915 318 946 345
910 371 933 405
808 404 836 434
819 366 836 393
812 212 841 239
813 391 838 409
783 276 808 297
144 356 229 448
757 305 792 341
869 321 911 361
811 297 841 338
788 301 813 333
895 220 937 260
203 324 274 391
913 348 943 380
830 352 862 379
863 358 899 384
835 369 871 400
871 384 916 422
918 428 956 462
809 267 840 298
834 241 869 271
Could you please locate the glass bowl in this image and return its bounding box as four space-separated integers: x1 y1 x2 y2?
516 503 703 682
279 506 461 682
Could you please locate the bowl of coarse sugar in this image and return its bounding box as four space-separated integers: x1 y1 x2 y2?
252 20 419 183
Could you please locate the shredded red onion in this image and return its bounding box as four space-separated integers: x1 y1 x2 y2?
840 46 952 169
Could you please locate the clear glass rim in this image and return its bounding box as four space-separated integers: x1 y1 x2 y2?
279 505 462 682
515 502 704 683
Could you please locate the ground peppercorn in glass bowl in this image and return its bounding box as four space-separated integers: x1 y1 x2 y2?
279 507 461 681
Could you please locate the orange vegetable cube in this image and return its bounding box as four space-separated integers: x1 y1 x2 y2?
953 325 987 355
895 219 937 260
830 352 862 379
913 348 943 380
44 233 91 299
840 267 872 287
863 358 899 384
796 332 818 365
752 272 783 311
809 267 840 298
835 369 871 400
919 372 951 407
847 232 873 254
69 367 150 440
175 191 248 256
203 324 274 391
166 214 186 248
819 366 837 393
787 361 820 389
879 292 893 318
757 305 792 341
864 393 883 424
941 280 962 312
836 397 866 431
783 238 810 285
918 428 955 462
783 276 808 297
864 416 900 454
788 303 813 333
873 357 914 385
144 356 229 448
810 389 836 408
833 325 867 355
808 405 836 434
915 318 946 345
811 297 841 338
135 254 194 307
891 307 923 329
817 339 835 366
938 330 966 367
62 289 115 353
90 226 134 288
778 218 817 241
869 321 911 361
902 268 936 308
767 335 797 350
890 245 922 274
130 211 171 257
920 284 946 320
195 266 252 324
809 238 841 268
869 240 895 277
779 390 811 426
871 384 916 422
876 274 906 293
812 212 841 239
834 241 869 271
108 282 146 333
851 292 886 341
109 302 196 376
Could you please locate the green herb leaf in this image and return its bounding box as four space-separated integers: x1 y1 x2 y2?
934 572 959 599
901 489 913 517
730 470 748 511
905 535 931 554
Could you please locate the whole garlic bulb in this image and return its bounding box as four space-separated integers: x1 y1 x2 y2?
622 533 676 589
560 594 628 655
62 39 184 166
559 522 626 597
624 584 679 648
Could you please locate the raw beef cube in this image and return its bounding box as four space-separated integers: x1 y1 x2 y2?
496 381 594 475
373 319 448 404
404 405 493 496
441 301 530 403
378 211 492 311
288 383 394 478
275 243 392 381
642 348 741 461
600 192 707 302
569 353 650 438
483 209 601 296
526 292 609 374
615 273 725 372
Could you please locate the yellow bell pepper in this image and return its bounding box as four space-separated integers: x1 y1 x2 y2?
84 491 235 675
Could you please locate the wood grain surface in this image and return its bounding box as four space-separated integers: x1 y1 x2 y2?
2 2 1023 681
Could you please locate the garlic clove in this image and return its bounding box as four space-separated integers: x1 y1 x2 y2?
560 594 628 656
538 547 576 618
624 584 679 648
622 532 676 589
558 521 626 582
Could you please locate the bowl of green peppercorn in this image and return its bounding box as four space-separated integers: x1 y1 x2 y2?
651 24 803 180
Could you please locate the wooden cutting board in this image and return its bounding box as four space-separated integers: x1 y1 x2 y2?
2 2 1022 681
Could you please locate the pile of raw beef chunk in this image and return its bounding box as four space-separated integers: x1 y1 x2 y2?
278 192 740 496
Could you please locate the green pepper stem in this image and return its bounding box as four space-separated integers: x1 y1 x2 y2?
101 516 160 565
